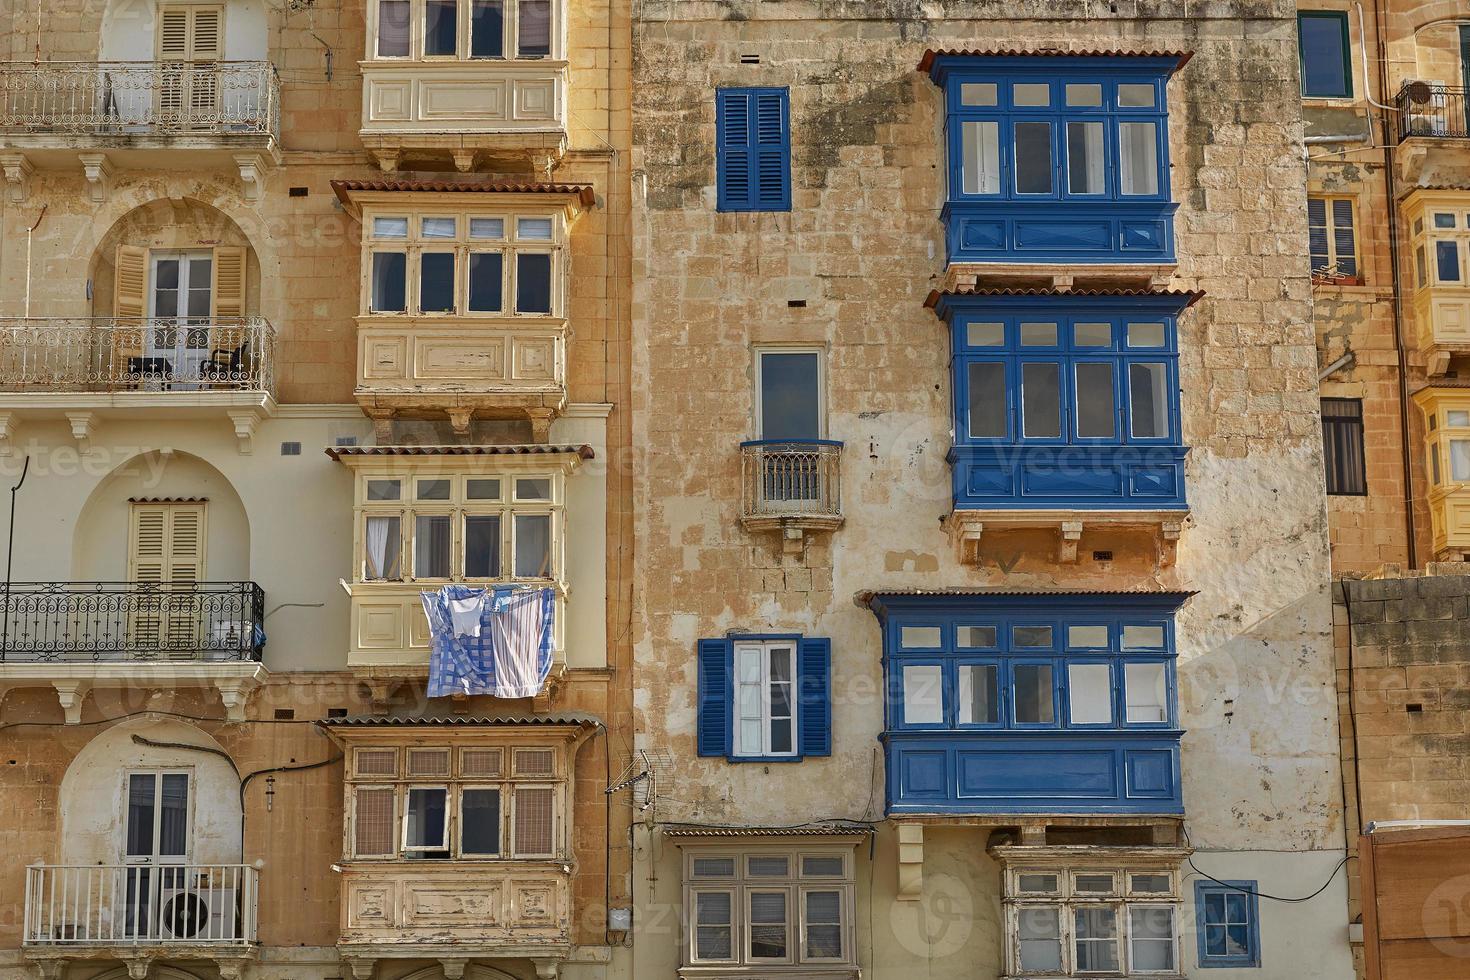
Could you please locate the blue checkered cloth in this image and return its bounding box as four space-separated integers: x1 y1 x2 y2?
422 585 555 698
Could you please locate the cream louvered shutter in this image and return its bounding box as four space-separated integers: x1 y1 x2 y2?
512 786 555 857
113 245 148 371
128 502 207 657
211 246 247 353
157 7 222 122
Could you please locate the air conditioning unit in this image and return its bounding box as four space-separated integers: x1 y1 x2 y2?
1402 79 1450 136
157 887 238 941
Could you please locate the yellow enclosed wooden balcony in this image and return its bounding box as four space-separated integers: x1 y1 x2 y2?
1404 191 1470 374
1413 386 1470 558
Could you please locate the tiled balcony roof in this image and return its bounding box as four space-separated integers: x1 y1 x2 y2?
857 587 1197 607
924 287 1205 310
919 48 1193 74
331 176 596 208
319 712 601 727
662 822 876 838
325 444 595 460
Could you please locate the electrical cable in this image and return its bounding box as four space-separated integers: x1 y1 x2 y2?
1183 827 1348 903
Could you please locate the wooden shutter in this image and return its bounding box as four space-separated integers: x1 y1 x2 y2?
211 246 247 351
512 786 555 856
797 637 832 757
752 90 790 210
128 502 206 656
113 245 148 369
157 6 221 60
696 638 730 757
1307 198 1329 271
717 91 751 210
158 8 190 59
127 505 168 649
189 8 222 59
717 89 790 212
1331 198 1358 277
353 786 397 857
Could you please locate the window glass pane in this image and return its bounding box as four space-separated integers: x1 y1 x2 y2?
364 515 401 579
467 478 501 499
758 351 821 440
471 0 505 57
1122 624 1165 649
1074 322 1111 347
694 892 733 959
469 252 504 312
1068 625 1109 648
514 514 552 577
967 362 1007 438
802 856 845 876
805 890 843 958
1127 321 1166 347
1450 410 1470 427
420 253 456 313
961 121 1001 195
901 664 944 725
1074 907 1120 972
373 216 408 238
417 479 451 500
461 788 501 855
1065 82 1102 107
517 0 551 56
1129 362 1169 439
1075 363 1117 438
1014 121 1054 194
464 515 502 578
1130 906 1175 970
1452 440 1470 481
1076 873 1115 893
1013 663 1054 724
1300 14 1350 97
1119 121 1159 195
515 253 552 313
1417 245 1428 287
422 217 456 238
960 82 997 106
748 855 790 876
1125 662 1168 723
371 252 407 312
415 515 451 577
736 647 763 754
367 479 402 501
1021 322 1058 346
405 787 447 848
1017 907 1063 972
1117 82 1155 107
693 857 736 877
1021 363 1061 438
424 0 457 55
1068 663 1113 724
470 217 505 239
768 646 794 754
377 0 410 56
1433 448 1442 485
1013 625 1053 648
1438 240 1462 282
1132 873 1171 893
1436 212 1457 229
517 216 554 240
966 321 1004 346
516 477 552 500
1067 120 1106 194
126 774 156 857
956 625 997 648
1018 873 1059 893
749 891 788 958
1013 82 1050 106
957 664 998 724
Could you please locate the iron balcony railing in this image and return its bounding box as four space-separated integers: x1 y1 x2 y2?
740 439 843 520
0 581 265 663
0 61 279 142
24 864 259 946
1398 81 1470 140
0 316 275 396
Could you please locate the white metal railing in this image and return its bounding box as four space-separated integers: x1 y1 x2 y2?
0 61 279 141
740 440 843 519
0 316 275 395
24 864 259 946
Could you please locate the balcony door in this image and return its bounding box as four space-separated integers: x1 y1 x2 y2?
156 5 223 126
122 771 191 938
146 252 214 386
128 501 207 658
754 349 824 507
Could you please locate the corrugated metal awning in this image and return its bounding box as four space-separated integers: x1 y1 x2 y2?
919 48 1193 74
319 712 601 728
325 444 594 461
662 822 875 839
924 287 1204 309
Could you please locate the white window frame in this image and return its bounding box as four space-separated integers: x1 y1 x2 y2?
366 0 560 61
122 768 194 863
731 639 798 758
401 785 450 852
689 887 739 964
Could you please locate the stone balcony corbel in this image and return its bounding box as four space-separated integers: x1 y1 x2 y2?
0 152 33 203
78 153 112 204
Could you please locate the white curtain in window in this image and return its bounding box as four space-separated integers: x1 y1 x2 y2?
366 515 397 579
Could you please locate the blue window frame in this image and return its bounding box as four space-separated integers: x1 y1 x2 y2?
1298 12 1352 99
869 592 1189 816
931 290 1194 510
923 52 1185 263
697 634 830 761
1194 880 1261 968
716 88 791 212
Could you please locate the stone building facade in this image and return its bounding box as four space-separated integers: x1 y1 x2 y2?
629 1 1354 978
0 1 634 980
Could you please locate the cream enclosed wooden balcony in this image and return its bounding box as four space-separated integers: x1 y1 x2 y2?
1413 386 1470 559
1405 191 1470 374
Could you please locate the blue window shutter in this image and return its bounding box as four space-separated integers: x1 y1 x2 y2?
717 91 752 210
717 88 789 212
697 638 731 757
753 90 791 210
798 637 832 757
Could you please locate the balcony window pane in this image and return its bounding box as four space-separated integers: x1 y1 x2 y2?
1125 662 1168 723
967 321 1004 346
960 82 997 106
469 252 504 312
1013 82 1050 106
470 217 505 239
371 252 407 312
1065 82 1102 107
461 788 501 855
1130 906 1175 971
1068 663 1113 724
514 513 552 577
364 515 401 579
1075 362 1117 438
367 479 401 501
1118 83 1156 108
511 785 554 855
1013 625 1053 648
1450 410 1470 427
420 252 456 313
1076 873 1115 893
956 625 997 648
1132 873 1172 893
1018 873 1059 894
900 625 941 648
1453 440 1470 480
1129 362 1169 438
1438 240 1462 282
372 216 408 239
957 664 998 724
901 664 943 725
516 253 553 313
517 0 551 57
422 217 456 239
1074 322 1111 347
405 787 447 849
1120 122 1159 195
518 216 554 240
1122 624 1165 649
1017 907 1063 972
967 362 1006 438
464 515 502 578
516 477 552 500
377 0 410 56
749 891 788 959
471 0 505 58
768 645 794 754
1021 322 1057 346
961 120 1000 195
125 774 156 857
1127 321 1166 347
1068 625 1109 648
1021 363 1061 438
758 350 821 440
425 0 457 55
1066 121 1106 194
1437 212 1457 229
694 892 733 960
1014 121 1054 194
415 515 451 578
804 890 843 958
1074 907 1119 972
417 479 451 500
1013 663 1054 723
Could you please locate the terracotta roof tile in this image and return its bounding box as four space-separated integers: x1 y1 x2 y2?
325 444 594 460
924 287 1205 310
331 177 596 208
919 48 1193 74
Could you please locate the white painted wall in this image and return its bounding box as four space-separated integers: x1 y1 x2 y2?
99 0 268 61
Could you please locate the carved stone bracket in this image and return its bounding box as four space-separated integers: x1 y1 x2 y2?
53 681 90 725
372 149 401 173
896 823 924 901
448 408 474 437
0 412 17 456
451 149 477 173
532 961 560 980
215 678 255 723
65 411 96 453
234 154 268 204
78 153 112 204
227 411 260 455
526 408 554 443
1058 520 1084 563
0 152 32 203
124 958 151 980
1160 521 1182 568
439 959 469 980
342 957 376 980
30 959 65 980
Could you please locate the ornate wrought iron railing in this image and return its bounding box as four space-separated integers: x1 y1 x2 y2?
0 581 265 663
0 61 279 141
24 863 259 945
1398 81 1470 140
0 316 275 395
740 440 843 520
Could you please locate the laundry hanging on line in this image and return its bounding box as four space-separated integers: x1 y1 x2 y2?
421 584 555 699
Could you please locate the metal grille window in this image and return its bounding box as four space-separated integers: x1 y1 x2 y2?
1321 398 1366 495
1308 196 1358 278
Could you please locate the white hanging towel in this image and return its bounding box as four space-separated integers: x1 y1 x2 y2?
487 588 553 698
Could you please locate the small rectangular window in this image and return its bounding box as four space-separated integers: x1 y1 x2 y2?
372 216 409 238
470 0 504 58
517 216 554 240
899 625 941 648
1017 906 1064 972
804 890 843 959
967 322 1005 346
424 0 457 56
512 785 555 856
461 788 501 855
1125 662 1168 723
1321 397 1366 495
376 0 410 56
748 855 790 877
515 252 553 313
371 252 407 313
1117 83 1156 108
1129 362 1169 439
1020 321 1058 346
513 513 551 577
693 857 736 878
1067 663 1113 725
962 121 1001 195
1122 624 1165 649
1067 625 1109 648
901 664 944 725
1436 212 1457 229
364 515 401 580
1299 11 1352 99
468 252 504 312
956 625 997 648
415 515 452 578
960 82 997 106
467 478 502 499
1021 363 1061 438
516 0 551 57
1013 82 1050 107
416 479 451 500
421 216 456 238
1438 240 1462 282
464 515 502 578
1017 873 1060 894
967 362 1007 438
1065 83 1102 107
1196 881 1260 967
1074 322 1112 347
749 891 789 960
1119 122 1159 195
1066 121 1106 194
1452 439 1470 481
694 891 734 960
367 479 402 501
404 787 448 851
515 477 552 500
1075 363 1117 438
420 252 456 313
1013 625 1053 648
1012 663 1054 724
470 217 505 239
1074 906 1119 971
1130 906 1175 971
